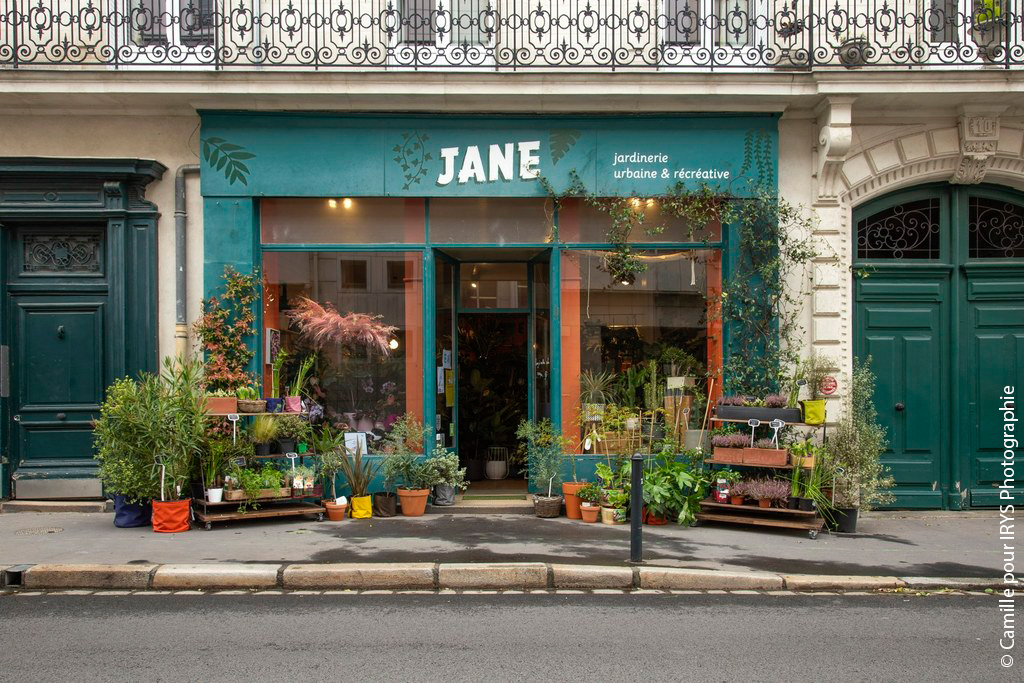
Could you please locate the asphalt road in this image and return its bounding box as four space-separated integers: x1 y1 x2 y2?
0 593 1011 682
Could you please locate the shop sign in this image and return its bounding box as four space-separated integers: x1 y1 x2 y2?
820 376 838 395
199 114 778 199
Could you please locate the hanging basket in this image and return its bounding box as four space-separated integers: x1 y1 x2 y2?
533 495 562 518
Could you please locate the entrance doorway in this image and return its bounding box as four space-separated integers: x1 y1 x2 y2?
434 250 550 484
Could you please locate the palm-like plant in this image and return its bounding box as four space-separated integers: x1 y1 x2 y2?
337 442 382 498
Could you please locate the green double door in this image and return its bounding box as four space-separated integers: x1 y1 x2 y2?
854 185 1024 508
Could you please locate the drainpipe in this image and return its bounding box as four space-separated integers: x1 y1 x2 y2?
175 164 200 358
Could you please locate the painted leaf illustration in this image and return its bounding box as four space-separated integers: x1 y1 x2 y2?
549 129 582 165
201 137 257 187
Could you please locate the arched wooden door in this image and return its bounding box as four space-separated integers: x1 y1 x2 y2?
854 184 1024 509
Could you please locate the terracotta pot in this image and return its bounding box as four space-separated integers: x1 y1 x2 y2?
757 498 771 508
324 501 348 521
642 507 669 525
580 503 600 523
730 495 745 506
562 481 585 520
742 447 789 466
203 396 237 414
152 499 191 533
397 488 430 517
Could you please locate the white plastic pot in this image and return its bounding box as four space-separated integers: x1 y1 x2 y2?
485 460 508 480
206 488 224 503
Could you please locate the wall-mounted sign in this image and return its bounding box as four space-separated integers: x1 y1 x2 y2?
820 376 838 396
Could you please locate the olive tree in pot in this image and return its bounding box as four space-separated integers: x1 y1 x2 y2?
314 426 352 520
428 446 468 506
93 377 160 528
825 357 895 533
516 418 567 518
150 358 207 533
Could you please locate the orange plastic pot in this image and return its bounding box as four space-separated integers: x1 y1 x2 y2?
152 499 191 533
397 488 430 517
643 507 669 525
562 481 585 520
324 501 348 521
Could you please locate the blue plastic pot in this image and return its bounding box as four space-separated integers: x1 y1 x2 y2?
113 495 152 528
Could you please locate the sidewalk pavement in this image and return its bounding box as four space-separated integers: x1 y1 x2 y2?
0 509 998 583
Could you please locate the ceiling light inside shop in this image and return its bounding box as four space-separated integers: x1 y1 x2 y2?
327 199 338 209
343 198 353 209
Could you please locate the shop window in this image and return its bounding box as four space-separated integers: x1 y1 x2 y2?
560 249 721 446
459 262 528 309
429 198 553 244
134 0 215 47
856 198 940 260
557 198 721 244
263 251 423 451
339 259 368 290
969 196 1024 259
261 198 426 244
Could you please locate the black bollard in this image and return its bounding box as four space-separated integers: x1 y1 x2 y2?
629 452 643 564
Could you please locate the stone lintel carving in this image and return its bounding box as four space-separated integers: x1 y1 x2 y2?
815 96 857 206
951 109 1002 185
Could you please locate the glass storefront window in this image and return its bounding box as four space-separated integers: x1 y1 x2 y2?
429 198 554 244
557 198 722 244
263 251 423 451
560 249 722 446
261 198 426 244
458 262 528 309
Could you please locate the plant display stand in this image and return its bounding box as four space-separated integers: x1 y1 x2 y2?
694 499 825 539
194 412 324 529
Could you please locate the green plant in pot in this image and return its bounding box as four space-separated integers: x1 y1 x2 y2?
825 357 895 533
286 353 317 413
576 481 603 523
579 369 615 422
427 446 468 506
379 413 436 517
799 352 838 425
94 377 160 528
202 438 231 503
603 489 629 524
516 418 567 518
275 413 311 454
150 357 208 532
266 349 289 413
249 415 279 456
313 425 351 520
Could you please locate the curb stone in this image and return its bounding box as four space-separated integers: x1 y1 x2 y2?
283 563 435 590
550 564 634 589
438 563 548 589
23 564 155 590
783 575 905 591
899 577 1000 591
152 564 277 590
639 567 785 591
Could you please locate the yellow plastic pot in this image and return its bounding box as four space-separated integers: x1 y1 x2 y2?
802 399 826 425
351 495 373 519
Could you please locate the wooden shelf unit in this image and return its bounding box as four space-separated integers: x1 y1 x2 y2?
695 499 825 538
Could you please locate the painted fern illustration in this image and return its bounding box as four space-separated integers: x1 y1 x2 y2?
202 137 256 186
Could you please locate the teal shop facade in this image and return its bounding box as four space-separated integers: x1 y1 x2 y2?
200 112 777 487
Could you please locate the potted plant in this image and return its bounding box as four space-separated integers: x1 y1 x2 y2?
714 394 801 423
601 489 629 524
226 463 289 511
427 446 468 506
380 414 435 517
150 358 207 533
93 377 159 528
285 354 316 413
266 349 288 413
580 369 615 421
787 464 802 509
338 434 380 519
313 425 349 520
800 352 838 425
713 468 742 504
516 418 566 518
729 479 748 506
203 389 237 415
484 445 510 480
562 452 586 520
710 431 747 463
642 457 696 525
249 415 279 456
236 385 266 414
825 358 895 533
743 437 789 466
192 266 258 397
275 413 311 454
577 482 602 523
202 438 228 503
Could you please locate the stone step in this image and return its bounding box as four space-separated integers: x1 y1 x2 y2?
0 500 111 514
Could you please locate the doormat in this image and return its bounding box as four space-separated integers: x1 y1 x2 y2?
462 495 529 501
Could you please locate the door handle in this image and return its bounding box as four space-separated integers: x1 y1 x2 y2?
894 402 905 412
56 413 66 420
12 414 19 422
57 325 65 339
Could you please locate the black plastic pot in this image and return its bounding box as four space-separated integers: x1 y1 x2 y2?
798 497 816 512
254 442 272 456
715 405 803 423
433 484 457 506
787 495 800 510
832 507 859 533
113 495 151 528
373 492 397 517
277 438 297 454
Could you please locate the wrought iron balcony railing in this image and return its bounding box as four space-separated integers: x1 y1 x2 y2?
1 1 1021 70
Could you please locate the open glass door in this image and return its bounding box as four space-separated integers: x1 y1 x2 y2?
434 251 457 450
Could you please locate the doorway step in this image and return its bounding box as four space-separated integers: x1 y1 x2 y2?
427 480 533 514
